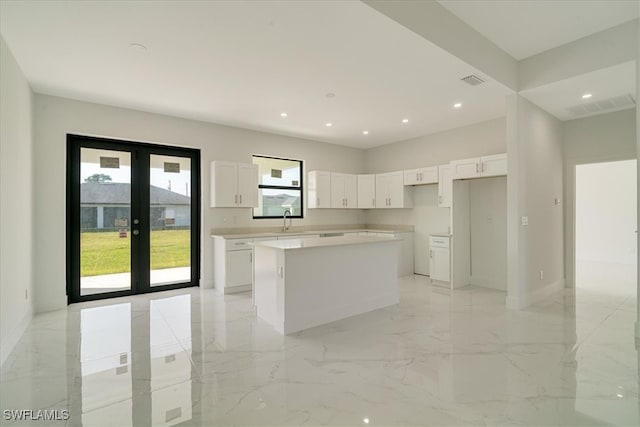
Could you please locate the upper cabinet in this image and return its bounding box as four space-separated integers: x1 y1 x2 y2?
376 171 413 209
308 171 331 208
437 164 452 208
210 161 258 208
357 174 376 209
330 173 358 208
450 153 507 180
404 166 438 186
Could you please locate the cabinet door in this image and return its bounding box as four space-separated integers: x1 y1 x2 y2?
431 248 450 282
226 250 252 287
437 165 452 208
387 172 405 208
357 174 376 208
375 174 390 208
480 153 507 177
330 173 346 208
344 174 357 208
211 161 238 207
308 171 331 208
420 166 439 184
403 169 421 186
450 158 480 180
237 163 258 207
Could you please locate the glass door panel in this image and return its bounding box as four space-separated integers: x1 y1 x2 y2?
80 148 132 296
149 154 191 287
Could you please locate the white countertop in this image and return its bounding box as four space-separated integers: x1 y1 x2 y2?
252 235 400 250
212 228 410 239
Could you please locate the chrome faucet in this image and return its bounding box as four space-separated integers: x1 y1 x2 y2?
283 209 292 232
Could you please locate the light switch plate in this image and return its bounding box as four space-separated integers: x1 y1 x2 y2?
521 216 529 226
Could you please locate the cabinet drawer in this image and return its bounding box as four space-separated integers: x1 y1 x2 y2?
429 236 450 248
225 238 254 250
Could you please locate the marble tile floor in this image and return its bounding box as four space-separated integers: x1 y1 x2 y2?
1 275 638 426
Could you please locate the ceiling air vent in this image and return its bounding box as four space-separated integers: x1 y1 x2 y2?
460 74 485 86
566 94 635 118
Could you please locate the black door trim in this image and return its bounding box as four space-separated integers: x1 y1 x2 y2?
66 134 201 304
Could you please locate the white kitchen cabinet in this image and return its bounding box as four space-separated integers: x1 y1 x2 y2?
308 171 331 208
375 171 413 208
330 173 358 208
437 164 452 208
404 166 438 186
357 174 376 209
429 235 450 284
213 236 272 294
361 231 414 276
210 161 258 208
450 153 507 180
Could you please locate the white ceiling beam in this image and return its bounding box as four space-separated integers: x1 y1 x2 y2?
362 0 518 91
519 19 639 91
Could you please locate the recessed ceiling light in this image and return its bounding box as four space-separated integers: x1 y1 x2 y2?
582 93 593 99
280 112 288 117
363 418 370 424
129 43 147 52
402 118 409 123
453 103 462 108
325 122 333 127
362 131 369 135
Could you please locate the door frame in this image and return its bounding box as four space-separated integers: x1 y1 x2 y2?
66 134 201 303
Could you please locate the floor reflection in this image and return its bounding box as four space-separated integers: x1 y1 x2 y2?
1 277 638 426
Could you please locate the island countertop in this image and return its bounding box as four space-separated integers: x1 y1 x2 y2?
251 234 400 250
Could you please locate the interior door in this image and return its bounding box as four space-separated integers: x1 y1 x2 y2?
67 135 200 303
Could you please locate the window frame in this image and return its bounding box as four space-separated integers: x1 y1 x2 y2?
252 154 304 219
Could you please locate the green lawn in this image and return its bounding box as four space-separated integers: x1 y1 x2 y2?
81 230 190 277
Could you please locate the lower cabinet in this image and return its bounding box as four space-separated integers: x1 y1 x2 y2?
213 236 271 294
429 235 450 284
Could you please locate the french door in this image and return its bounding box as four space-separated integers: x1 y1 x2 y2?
67 135 200 303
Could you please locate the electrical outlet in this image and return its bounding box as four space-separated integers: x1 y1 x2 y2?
539 270 544 280
521 216 529 226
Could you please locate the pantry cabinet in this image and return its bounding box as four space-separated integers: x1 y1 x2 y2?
437 164 452 208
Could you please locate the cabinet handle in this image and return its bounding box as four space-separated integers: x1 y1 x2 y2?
239 194 242 204
278 266 284 278
439 195 443 203
249 252 252 263
372 198 375 207
482 162 486 172
235 194 238 204
430 250 433 258
476 163 479 174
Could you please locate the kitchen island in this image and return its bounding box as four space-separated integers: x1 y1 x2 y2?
252 235 399 334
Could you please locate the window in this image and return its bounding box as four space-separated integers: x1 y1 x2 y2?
252 155 303 219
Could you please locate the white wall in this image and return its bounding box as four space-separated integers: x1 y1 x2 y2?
563 109 636 287
0 36 34 366
506 95 564 309
469 177 507 290
364 118 506 173
33 94 365 312
576 160 637 265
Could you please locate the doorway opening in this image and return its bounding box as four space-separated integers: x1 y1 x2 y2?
575 159 637 296
66 135 201 303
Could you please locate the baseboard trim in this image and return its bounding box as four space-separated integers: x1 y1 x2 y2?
35 295 67 313
1 305 33 368
506 279 564 310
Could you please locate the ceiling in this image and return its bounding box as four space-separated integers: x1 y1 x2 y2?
438 0 639 60
0 1 637 150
